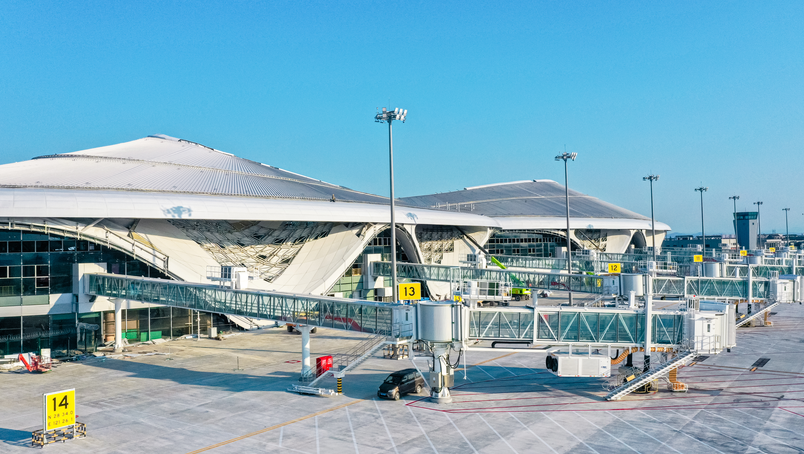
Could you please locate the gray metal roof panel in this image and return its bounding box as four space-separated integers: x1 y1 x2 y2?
399 180 650 220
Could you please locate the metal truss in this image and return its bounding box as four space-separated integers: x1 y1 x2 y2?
652 277 685 296
373 261 606 294
87 274 396 336
466 307 684 346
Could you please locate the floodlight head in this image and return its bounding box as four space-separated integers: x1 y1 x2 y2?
394 108 399 114
570 153 577 160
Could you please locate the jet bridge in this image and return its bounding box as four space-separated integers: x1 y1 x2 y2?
85 271 739 402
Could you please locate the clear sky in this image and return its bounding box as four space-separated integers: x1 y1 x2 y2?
1 1 802 235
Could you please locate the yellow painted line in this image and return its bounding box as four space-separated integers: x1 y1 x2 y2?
472 351 518 366
187 399 363 454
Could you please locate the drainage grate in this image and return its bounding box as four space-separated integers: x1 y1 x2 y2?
751 358 771 368
696 356 710 362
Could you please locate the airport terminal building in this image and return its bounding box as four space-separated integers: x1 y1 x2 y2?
0 135 669 356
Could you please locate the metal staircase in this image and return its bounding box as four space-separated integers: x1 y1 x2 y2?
291 332 391 394
334 332 390 373
605 351 697 401
736 302 779 328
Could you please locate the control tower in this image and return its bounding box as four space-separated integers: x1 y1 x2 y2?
735 211 758 250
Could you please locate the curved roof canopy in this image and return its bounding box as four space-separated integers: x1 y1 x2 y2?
0 135 387 204
0 136 668 230
399 180 651 220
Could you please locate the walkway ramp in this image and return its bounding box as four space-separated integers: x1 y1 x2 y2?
736 302 779 328
605 351 697 401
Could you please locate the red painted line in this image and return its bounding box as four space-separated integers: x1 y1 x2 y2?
408 398 790 414
780 408 804 418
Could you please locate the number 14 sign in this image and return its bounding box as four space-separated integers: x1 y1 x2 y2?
44 389 75 431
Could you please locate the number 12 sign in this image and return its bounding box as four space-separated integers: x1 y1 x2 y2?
44 389 75 431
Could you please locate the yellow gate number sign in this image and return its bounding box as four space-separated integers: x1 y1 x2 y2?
398 283 421 301
693 255 703 263
769 247 776 252
44 389 75 431
607 263 621 274
740 250 748 256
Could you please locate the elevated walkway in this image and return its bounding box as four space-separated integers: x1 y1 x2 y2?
86 273 402 337
468 306 685 347
374 261 770 300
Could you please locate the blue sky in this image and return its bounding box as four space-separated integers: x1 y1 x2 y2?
1 1 802 234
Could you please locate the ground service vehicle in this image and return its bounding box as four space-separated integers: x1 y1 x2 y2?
377 368 425 400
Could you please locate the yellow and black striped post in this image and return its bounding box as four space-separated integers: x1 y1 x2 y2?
337 377 343 394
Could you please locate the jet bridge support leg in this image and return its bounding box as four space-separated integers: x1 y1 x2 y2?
114 299 123 353
429 342 455 404
300 325 313 380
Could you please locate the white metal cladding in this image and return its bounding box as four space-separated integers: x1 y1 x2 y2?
0 137 386 204
399 180 655 220
0 136 665 231
0 189 500 226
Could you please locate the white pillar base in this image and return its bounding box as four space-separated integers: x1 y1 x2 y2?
300 325 313 380
113 299 123 353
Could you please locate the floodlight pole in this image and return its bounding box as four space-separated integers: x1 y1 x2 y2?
754 201 763 250
729 195 740 236
555 151 577 305
375 108 407 303
643 175 659 262
783 208 791 247
695 187 708 257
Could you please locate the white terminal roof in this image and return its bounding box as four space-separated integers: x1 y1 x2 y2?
0 136 669 231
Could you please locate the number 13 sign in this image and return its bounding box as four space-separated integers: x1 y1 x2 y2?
398 283 421 301
44 389 75 431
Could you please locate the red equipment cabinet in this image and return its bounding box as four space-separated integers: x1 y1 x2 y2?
316 355 333 376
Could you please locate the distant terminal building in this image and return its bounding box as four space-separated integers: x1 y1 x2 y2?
662 234 738 251
0 135 669 356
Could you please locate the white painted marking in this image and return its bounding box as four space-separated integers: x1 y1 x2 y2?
279 426 284 447
638 410 725 454
476 365 496 379
607 412 682 454
410 357 432 391
373 399 399 454
445 413 478 454
315 415 320 454
493 360 518 376
478 414 518 453
542 412 600 454
573 412 640 453
509 413 557 454
669 410 760 452
408 405 439 453
264 442 310 454
514 359 541 374
345 406 359 454
703 409 801 450
733 408 804 436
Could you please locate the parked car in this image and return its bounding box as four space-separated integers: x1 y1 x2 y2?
377 368 425 400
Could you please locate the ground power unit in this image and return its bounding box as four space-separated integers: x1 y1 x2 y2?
546 353 611 377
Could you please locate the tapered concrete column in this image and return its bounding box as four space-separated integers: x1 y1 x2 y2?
114 299 123 352
299 325 312 379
